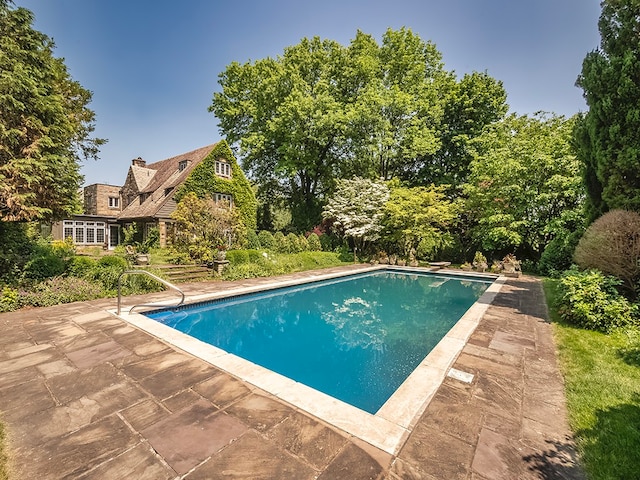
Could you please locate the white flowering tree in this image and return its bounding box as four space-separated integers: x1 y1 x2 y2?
322 177 389 253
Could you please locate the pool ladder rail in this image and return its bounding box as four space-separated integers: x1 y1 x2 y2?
117 270 185 315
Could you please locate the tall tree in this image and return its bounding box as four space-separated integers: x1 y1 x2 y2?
211 28 456 230
0 1 104 222
346 28 450 181
413 71 508 190
212 37 349 230
575 0 640 220
465 113 583 259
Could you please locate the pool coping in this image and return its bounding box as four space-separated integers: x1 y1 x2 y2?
114 265 506 455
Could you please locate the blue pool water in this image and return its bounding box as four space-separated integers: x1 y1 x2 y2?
146 270 492 413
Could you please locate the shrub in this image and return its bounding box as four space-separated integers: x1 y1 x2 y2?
307 232 321 251
574 210 640 298
97 255 129 270
22 253 66 280
66 256 96 277
538 232 580 277
226 249 250 264
286 233 301 253
273 231 288 253
257 230 275 250
247 249 262 263
91 255 129 291
0 287 20 312
246 230 261 249
556 269 638 332
297 234 310 252
20 277 105 307
319 233 336 251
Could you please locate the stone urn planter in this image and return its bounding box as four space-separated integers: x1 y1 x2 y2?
135 253 150 265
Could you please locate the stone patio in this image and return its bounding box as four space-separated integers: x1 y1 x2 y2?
0 266 584 479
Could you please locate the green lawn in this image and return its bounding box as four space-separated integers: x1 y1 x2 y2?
543 279 640 480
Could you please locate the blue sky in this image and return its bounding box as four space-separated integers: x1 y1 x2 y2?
18 0 602 187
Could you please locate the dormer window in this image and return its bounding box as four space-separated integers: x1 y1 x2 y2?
215 160 231 178
178 160 188 172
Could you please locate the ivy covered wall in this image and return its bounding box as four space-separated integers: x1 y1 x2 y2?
176 140 257 229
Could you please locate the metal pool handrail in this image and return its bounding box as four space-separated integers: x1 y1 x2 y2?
117 270 185 315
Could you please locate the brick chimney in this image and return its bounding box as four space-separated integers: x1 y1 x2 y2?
132 157 146 167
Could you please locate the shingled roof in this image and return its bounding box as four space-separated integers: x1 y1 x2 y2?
118 143 218 221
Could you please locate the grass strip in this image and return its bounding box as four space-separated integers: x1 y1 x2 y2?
543 278 640 480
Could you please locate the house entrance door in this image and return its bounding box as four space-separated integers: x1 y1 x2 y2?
109 225 119 249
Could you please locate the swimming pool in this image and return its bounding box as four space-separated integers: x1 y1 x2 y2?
146 270 492 414
119 266 504 454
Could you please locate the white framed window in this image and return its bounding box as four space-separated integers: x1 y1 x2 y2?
215 160 231 178
63 220 73 240
108 196 119 208
178 160 188 171
62 220 106 245
214 193 233 206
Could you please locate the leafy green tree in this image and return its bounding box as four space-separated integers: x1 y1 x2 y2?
211 28 464 229
413 71 508 190
322 177 389 253
171 192 243 264
381 183 457 259
345 29 450 181
211 36 348 230
0 1 104 222
465 113 583 259
575 0 640 220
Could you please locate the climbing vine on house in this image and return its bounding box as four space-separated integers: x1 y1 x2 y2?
176 140 257 230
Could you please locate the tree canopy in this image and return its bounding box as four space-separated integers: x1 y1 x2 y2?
575 0 640 220
211 28 506 230
465 113 583 259
0 2 104 222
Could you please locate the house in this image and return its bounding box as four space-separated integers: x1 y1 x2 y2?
51 183 121 249
53 140 257 249
117 144 220 248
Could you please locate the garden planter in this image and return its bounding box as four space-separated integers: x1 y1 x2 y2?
135 253 149 265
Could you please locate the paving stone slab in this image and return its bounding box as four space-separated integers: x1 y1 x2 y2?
265 410 347 470
67 339 132 369
121 398 170 431
121 350 193 380
185 430 316 480
225 393 295 432
162 388 202 412
78 443 177 480
0 348 60 375
142 398 247 475
317 443 384 480
420 384 484 444
395 424 474 480
47 363 122 404
194 373 252 408
471 426 526 480
0 377 55 417
140 358 218 400
13 414 139 479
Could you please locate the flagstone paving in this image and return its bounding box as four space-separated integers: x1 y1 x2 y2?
0 266 584 479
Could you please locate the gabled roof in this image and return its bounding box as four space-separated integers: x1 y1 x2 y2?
118 143 218 221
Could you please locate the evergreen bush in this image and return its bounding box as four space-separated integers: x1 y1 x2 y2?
246 230 261 249
257 230 275 250
307 232 322 251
